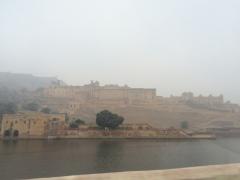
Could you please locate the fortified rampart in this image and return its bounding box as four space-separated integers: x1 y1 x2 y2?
182 92 224 105
39 81 239 115
43 81 156 105
47 123 196 139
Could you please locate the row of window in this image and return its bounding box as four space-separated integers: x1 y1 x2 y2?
5 120 46 125
5 118 59 125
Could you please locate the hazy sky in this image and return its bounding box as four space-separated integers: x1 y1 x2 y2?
0 0 240 103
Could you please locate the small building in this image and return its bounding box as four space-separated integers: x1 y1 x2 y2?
1 111 66 139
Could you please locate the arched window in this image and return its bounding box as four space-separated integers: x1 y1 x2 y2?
13 130 19 137
4 130 10 137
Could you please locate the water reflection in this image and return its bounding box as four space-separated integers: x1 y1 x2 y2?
1 139 240 180
95 140 124 172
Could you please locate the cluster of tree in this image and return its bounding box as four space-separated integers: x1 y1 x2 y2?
22 102 40 111
0 87 20 104
180 121 189 129
41 107 51 114
0 102 17 118
96 110 124 129
69 119 86 129
22 102 52 114
0 101 52 119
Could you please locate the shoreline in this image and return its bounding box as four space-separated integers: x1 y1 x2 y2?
0 136 216 140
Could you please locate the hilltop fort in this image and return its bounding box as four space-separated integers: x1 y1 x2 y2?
1 80 240 139
39 81 238 115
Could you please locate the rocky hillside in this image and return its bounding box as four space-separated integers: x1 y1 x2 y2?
70 104 240 129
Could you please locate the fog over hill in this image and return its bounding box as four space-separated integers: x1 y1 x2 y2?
0 72 65 91
0 72 65 103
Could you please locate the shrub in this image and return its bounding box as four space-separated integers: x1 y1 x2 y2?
181 121 189 129
75 119 85 125
69 122 79 129
23 102 40 111
41 107 51 114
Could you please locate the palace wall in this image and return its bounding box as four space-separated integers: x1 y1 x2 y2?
1 112 65 138
39 82 239 115
42 83 156 105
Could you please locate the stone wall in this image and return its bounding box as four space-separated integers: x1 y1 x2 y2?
38 82 239 117
182 92 224 105
53 124 189 139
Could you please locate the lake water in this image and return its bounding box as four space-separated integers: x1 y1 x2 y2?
1 138 240 180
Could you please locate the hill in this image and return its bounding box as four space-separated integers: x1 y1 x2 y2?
0 72 65 91
68 104 240 129
0 72 66 103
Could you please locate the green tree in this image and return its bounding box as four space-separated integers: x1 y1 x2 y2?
69 119 85 129
4 103 17 114
69 122 79 129
41 107 51 114
23 102 40 111
180 121 189 129
96 110 124 129
65 113 69 122
0 102 17 119
75 119 85 125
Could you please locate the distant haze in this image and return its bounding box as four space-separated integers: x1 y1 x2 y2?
0 0 240 103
